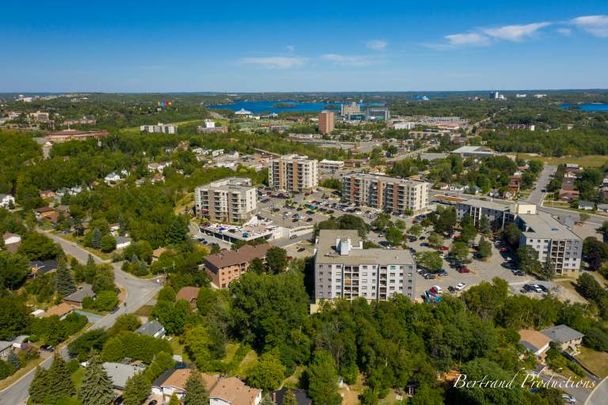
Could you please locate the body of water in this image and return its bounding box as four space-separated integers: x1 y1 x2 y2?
208 100 385 114
561 103 608 112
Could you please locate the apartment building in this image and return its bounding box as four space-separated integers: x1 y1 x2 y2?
456 199 515 230
268 154 318 193
194 177 257 223
140 123 177 134
315 230 416 302
203 243 272 288
318 110 335 135
516 211 582 274
342 173 430 214
318 159 345 173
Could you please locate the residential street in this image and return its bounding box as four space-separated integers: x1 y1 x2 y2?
526 164 556 205
0 232 162 405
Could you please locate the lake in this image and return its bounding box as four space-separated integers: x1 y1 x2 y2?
561 103 608 112
208 100 386 114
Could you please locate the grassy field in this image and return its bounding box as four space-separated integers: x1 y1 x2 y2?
516 153 608 168
234 349 258 378
576 347 608 378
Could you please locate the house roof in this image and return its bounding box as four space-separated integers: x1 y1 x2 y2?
0 341 13 352
204 243 272 269
519 329 551 353
102 362 146 389
176 287 200 303
158 369 261 405
44 303 75 318
152 247 167 258
272 388 312 405
64 284 95 303
136 319 165 336
541 324 585 343
29 260 59 274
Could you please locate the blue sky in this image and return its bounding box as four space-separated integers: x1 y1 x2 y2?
1 0 607 92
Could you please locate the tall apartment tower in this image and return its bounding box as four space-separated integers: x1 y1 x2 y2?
342 173 430 214
314 230 416 302
194 177 257 223
318 110 335 135
268 154 318 193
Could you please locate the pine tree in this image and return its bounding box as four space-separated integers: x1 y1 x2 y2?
55 263 76 296
29 367 51 404
91 228 102 249
47 355 76 400
123 372 151 405
184 369 209 405
79 356 114 405
6 351 20 370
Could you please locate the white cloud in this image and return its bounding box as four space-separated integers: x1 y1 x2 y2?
239 56 306 69
482 22 551 41
444 32 490 47
365 40 387 50
321 53 375 66
557 28 572 36
571 15 608 38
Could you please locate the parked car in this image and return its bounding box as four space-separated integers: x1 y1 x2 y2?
438 269 448 277
297 247 306 252
455 282 467 291
424 273 437 280
40 345 54 352
512 269 525 276
457 266 471 274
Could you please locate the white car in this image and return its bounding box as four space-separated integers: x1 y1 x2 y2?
455 282 467 291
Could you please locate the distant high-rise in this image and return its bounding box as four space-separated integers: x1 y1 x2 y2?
318 110 335 135
340 102 360 116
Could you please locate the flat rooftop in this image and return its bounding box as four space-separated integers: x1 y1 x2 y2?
460 198 513 211
316 229 415 266
519 212 580 240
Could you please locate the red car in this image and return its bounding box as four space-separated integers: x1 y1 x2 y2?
457 266 471 273
439 246 449 251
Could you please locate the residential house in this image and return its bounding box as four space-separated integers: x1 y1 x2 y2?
578 200 595 211
203 243 273 288
34 207 60 223
519 329 551 360
152 247 167 262
152 368 262 405
176 287 200 309
0 341 13 360
136 319 166 338
102 362 146 390
29 259 59 276
541 325 585 355
39 190 56 200
63 284 96 307
2 232 21 253
271 388 312 405
43 303 75 320
0 194 15 209
115 236 132 250
597 204 608 213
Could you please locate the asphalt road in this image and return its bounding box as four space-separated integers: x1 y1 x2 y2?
526 164 556 205
586 377 608 405
0 232 162 405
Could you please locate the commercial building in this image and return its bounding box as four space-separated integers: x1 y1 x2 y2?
365 106 390 121
340 102 360 117
203 243 272 288
197 119 228 134
516 211 582 274
268 154 318 193
342 173 430 214
450 145 496 158
194 177 257 223
318 110 335 135
318 159 345 173
140 123 177 134
314 230 416 302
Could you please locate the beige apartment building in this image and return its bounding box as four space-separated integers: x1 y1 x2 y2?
342 173 430 214
194 177 257 223
318 110 335 135
268 154 318 193
203 243 272 288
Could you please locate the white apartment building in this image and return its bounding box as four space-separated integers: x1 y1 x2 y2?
194 177 257 223
342 173 430 214
315 230 416 302
318 159 345 174
268 154 318 193
140 123 178 134
516 211 582 274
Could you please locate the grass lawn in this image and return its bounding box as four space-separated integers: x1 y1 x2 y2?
134 305 154 317
516 154 608 168
576 347 608 378
168 337 189 362
235 349 258 378
282 366 304 389
221 343 240 364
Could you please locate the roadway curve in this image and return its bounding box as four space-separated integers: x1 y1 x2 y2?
0 231 162 405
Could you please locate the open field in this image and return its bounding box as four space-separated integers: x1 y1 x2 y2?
516 154 608 168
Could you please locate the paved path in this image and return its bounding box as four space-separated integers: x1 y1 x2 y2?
526 164 556 205
586 377 608 405
0 232 162 405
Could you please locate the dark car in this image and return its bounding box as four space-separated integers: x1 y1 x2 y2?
537 284 549 293
438 269 448 277
297 247 306 252
512 270 525 276
40 345 54 352
424 273 437 280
